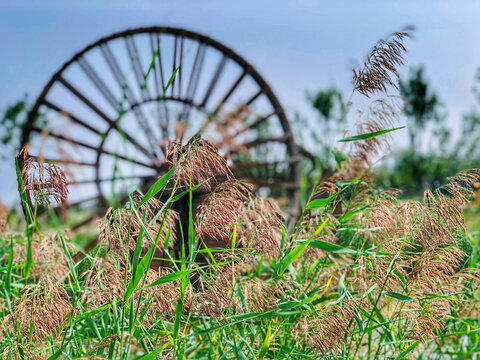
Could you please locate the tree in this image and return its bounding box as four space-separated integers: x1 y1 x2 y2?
400 67 441 150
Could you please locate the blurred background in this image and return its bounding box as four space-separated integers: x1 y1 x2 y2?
1 0 479 207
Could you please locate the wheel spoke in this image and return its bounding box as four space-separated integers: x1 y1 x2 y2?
101 42 162 158
180 42 206 122
28 154 96 167
51 78 158 160
200 55 227 107
71 213 101 231
67 194 103 209
30 126 158 170
125 35 152 99
210 69 248 117
101 42 136 105
57 76 115 125
150 33 170 139
78 56 119 110
67 173 157 185
42 100 106 138
65 194 104 209
177 35 184 99
231 111 276 137
242 133 293 149
232 158 299 170
171 35 178 98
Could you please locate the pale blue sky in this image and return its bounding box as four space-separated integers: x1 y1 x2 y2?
1 0 480 204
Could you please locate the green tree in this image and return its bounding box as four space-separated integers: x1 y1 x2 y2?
376 67 456 196
400 67 441 150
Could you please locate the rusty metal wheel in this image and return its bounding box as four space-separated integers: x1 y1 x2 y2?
20 26 301 230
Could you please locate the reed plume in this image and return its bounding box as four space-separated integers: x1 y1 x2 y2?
165 137 234 194
0 200 8 233
3 233 73 280
353 27 414 97
19 147 69 207
2 277 72 342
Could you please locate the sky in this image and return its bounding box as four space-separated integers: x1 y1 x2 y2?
1 0 480 204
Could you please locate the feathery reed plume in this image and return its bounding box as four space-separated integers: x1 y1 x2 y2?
294 301 359 353
98 197 179 268
2 234 73 280
341 98 404 177
196 179 284 258
82 253 128 307
165 137 234 193
0 200 8 233
195 180 252 248
235 196 284 259
353 27 414 97
2 343 47 360
405 298 451 342
19 147 69 207
83 252 194 323
474 182 480 205
197 251 282 316
435 169 480 206
141 268 194 324
2 277 72 342
352 170 480 343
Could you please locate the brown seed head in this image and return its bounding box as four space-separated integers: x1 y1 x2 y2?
2 277 72 342
165 137 234 193
19 147 69 207
353 27 414 97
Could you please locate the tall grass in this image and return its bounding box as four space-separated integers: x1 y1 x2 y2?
1 27 480 359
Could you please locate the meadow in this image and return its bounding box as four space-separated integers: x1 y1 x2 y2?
1 28 480 360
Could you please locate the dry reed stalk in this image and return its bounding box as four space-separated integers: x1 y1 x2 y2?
2 277 72 342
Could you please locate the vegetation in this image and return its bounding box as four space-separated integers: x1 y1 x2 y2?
1 28 480 360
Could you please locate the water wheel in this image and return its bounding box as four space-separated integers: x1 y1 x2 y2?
20 26 301 231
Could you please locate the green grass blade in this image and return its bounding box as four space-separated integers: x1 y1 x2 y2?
15 157 33 277
145 269 196 288
276 219 328 276
338 126 406 142
124 215 164 302
136 167 175 208
4 237 13 306
395 340 421 359
384 291 415 302
305 194 336 209
309 239 359 255
134 347 167 359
